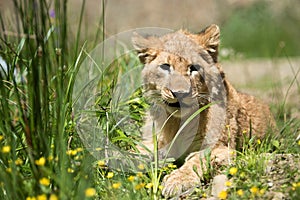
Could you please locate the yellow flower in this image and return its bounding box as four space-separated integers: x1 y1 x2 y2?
35 157 46 166
48 155 54 161
95 147 102 151
66 149 77 156
229 167 238 175
137 172 143 177
158 185 163 190
85 188 96 197
26 197 36 200
145 182 153 189
242 130 247 134
127 175 135 182
0 135 4 141
239 172 245 178
167 163 177 169
37 194 47 200
237 189 244 196
39 177 50 186
6 168 12 173
218 190 228 199
135 183 145 190
106 172 114 179
97 160 106 167
112 182 121 189
76 147 83 152
67 168 74 173
259 188 266 195
2 145 11 153
138 164 145 170
15 158 23 165
250 186 259 194
257 139 261 145
202 193 207 198
49 194 58 200
298 140 300 146
225 181 232 187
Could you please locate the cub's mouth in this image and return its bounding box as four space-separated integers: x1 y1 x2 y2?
164 101 181 108
161 87 193 109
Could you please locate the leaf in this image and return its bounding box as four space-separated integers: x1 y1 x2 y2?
272 140 280 149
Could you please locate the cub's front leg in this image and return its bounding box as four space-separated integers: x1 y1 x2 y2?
162 145 232 197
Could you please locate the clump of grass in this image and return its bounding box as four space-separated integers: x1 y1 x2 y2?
0 0 101 199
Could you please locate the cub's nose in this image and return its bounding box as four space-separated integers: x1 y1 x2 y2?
171 90 190 100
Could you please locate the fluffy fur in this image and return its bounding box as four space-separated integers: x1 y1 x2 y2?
132 24 275 197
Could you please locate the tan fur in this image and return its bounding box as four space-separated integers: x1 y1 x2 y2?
132 24 276 197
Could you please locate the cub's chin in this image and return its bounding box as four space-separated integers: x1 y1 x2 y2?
163 101 200 118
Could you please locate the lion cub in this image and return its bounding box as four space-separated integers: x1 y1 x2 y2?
132 24 275 197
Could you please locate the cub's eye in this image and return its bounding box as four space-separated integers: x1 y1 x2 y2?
159 63 171 71
189 64 201 73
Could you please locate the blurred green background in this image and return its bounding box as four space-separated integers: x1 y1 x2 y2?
1 0 300 58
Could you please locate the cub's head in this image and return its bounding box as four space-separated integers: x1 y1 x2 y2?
132 24 222 117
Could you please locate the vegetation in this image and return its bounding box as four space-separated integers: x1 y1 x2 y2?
0 0 299 199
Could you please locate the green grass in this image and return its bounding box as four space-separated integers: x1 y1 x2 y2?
0 0 300 200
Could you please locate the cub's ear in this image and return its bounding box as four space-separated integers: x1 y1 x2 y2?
197 24 220 62
132 32 160 64
185 24 220 63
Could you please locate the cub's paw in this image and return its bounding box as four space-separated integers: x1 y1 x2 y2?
162 168 199 198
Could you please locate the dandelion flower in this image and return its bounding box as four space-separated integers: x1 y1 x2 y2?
76 147 83 152
137 172 143 177
49 194 58 200
135 183 145 190
257 139 261 145
35 157 46 166
229 167 238 175
37 194 47 200
85 188 96 197
127 175 135 182
26 197 36 200
145 183 153 189
225 181 232 187
15 158 23 165
2 145 11 153
97 160 105 167
259 188 266 195
239 172 245 178
250 186 259 194
218 190 228 199
46 155 53 161
112 182 121 189
39 177 50 186
67 168 74 173
107 172 114 179
138 164 145 170
66 149 77 156
167 163 177 169
237 189 244 196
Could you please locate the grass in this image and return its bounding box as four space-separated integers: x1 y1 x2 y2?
0 0 299 199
